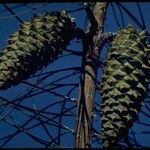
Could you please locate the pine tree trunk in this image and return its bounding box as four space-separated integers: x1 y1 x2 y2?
75 2 108 148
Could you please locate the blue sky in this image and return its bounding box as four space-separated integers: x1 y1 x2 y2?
0 2 150 148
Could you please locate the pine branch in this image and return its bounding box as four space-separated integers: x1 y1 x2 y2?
75 2 109 148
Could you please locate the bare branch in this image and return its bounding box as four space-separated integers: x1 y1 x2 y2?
75 2 109 148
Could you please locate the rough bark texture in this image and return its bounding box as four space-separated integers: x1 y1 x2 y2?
101 25 150 148
0 11 76 90
75 2 108 148
75 65 96 148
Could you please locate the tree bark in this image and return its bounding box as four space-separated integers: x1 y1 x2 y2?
75 2 108 148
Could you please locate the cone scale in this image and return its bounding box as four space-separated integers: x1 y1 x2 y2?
101 25 150 148
0 11 76 90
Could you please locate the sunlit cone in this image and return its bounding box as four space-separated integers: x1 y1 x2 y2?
0 10 76 90
101 25 150 148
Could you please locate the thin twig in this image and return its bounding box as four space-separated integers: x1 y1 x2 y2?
3 4 23 23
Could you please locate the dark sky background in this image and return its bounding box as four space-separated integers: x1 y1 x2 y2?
0 2 150 148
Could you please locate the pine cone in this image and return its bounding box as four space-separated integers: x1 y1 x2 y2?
101 25 150 148
0 10 76 90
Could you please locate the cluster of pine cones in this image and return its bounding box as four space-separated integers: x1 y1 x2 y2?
0 10 149 148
